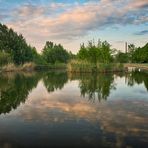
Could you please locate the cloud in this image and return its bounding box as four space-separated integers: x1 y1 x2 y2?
1 0 148 51
0 8 9 21
134 30 148 35
0 14 5 20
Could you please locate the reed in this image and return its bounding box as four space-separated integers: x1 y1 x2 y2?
67 60 124 73
1 62 36 72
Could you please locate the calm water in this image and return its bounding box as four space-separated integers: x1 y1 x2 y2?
0 71 148 148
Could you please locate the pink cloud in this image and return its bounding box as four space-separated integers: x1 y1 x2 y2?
5 0 148 52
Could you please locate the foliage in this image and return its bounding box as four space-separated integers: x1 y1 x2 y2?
67 60 124 73
0 51 12 66
0 22 147 68
68 51 76 59
131 43 148 63
42 41 70 64
31 48 47 65
77 40 114 64
114 43 148 63
0 23 37 64
67 60 96 73
115 51 128 63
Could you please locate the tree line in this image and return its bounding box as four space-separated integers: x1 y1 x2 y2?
77 40 114 64
0 23 147 67
0 23 73 66
115 43 148 63
77 40 148 64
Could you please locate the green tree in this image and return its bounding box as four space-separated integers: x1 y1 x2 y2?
100 41 113 63
0 51 12 66
127 43 148 63
77 40 114 64
128 44 136 63
0 23 37 64
87 41 98 64
115 51 128 63
77 43 88 60
42 41 69 64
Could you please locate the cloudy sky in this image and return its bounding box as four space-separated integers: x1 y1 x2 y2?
0 0 148 53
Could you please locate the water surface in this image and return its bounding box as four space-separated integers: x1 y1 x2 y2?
0 71 148 148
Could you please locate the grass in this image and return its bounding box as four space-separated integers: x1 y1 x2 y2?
3 61 145 73
67 60 125 73
1 62 36 72
0 62 67 73
22 62 36 71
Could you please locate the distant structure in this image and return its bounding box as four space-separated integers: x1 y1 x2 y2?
125 42 128 53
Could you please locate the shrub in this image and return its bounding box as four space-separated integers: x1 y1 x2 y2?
0 51 12 66
67 60 124 73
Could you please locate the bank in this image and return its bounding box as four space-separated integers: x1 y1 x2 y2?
1 61 148 74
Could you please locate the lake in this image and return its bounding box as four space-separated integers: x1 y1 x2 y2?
0 71 148 148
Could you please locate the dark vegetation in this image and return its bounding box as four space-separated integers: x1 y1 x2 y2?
115 43 148 63
0 23 147 72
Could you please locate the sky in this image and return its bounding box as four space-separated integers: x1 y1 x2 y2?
0 0 148 53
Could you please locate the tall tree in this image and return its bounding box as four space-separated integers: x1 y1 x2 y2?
77 40 114 64
42 41 69 64
0 23 37 64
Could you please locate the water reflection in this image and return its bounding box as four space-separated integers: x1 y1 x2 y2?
69 73 116 101
125 71 148 90
43 71 68 92
0 71 148 115
0 72 41 114
0 71 147 147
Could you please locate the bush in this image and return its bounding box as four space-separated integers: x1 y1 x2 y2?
0 51 12 66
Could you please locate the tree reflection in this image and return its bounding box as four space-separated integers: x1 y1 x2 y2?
0 70 147 115
0 73 41 114
125 71 148 90
43 71 68 92
70 73 115 101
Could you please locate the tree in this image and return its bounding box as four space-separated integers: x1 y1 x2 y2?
42 41 69 64
77 43 88 60
0 23 37 64
127 43 148 63
128 44 136 63
100 41 113 63
115 51 128 63
77 40 114 64
87 41 98 64
0 51 12 66
68 51 76 59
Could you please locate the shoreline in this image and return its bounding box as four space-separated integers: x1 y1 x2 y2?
1 63 148 74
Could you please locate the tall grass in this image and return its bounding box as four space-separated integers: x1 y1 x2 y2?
2 63 18 72
1 62 36 72
67 60 124 73
22 62 36 71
